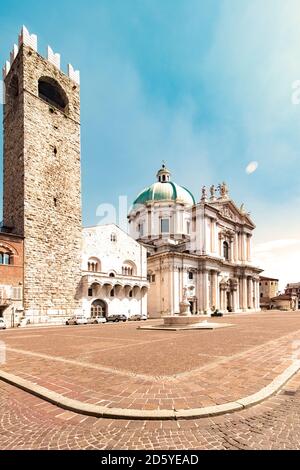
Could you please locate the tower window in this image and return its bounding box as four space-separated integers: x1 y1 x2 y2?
38 77 68 113
54 198 57 207
188 271 194 280
137 223 144 237
53 147 58 156
161 218 170 234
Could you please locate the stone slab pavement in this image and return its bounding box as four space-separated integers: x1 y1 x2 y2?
0 311 300 412
1 372 300 449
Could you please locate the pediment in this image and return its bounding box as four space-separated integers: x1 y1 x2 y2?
210 200 255 228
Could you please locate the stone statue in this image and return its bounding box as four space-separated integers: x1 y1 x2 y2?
218 182 229 199
201 186 207 201
209 185 216 200
183 286 189 300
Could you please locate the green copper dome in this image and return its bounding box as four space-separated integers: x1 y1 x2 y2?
133 165 195 208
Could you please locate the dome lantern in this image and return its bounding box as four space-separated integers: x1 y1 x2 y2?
156 163 171 183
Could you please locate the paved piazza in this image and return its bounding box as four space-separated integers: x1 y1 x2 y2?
0 310 300 449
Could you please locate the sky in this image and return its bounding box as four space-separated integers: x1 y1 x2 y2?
0 0 300 289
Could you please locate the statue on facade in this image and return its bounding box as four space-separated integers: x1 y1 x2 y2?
201 186 207 202
218 182 229 199
209 185 216 200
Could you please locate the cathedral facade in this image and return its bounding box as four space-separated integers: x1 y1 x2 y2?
128 165 262 318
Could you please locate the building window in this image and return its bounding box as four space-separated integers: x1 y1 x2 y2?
88 258 101 273
38 76 68 113
223 241 229 260
188 271 194 280
122 262 136 276
109 272 116 278
0 252 11 265
129 291 133 298
147 274 156 283
161 218 170 234
110 288 115 297
111 233 117 242
137 223 144 237
88 288 93 297
260 293 263 298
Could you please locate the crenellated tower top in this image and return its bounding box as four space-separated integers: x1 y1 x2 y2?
2 25 80 85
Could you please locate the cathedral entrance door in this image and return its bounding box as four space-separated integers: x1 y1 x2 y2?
226 292 232 312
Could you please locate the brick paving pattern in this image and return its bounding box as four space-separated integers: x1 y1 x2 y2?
0 374 300 450
0 312 300 411
1 311 300 449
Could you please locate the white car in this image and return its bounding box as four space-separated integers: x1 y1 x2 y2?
0 318 7 330
92 317 107 324
66 316 88 325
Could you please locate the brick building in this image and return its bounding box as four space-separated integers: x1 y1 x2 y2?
0 230 24 327
285 283 300 309
259 276 279 309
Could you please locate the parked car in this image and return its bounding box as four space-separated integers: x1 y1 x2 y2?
92 316 107 324
17 318 31 328
128 314 142 321
0 318 7 330
106 314 127 323
129 314 148 321
66 316 88 325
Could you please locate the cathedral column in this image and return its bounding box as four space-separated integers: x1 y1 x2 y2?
210 270 219 310
234 232 239 262
202 270 210 312
242 276 248 310
247 277 253 309
231 280 238 312
230 237 235 262
254 279 260 310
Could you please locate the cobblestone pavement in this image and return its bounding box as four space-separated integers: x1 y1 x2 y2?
0 311 300 411
0 372 300 450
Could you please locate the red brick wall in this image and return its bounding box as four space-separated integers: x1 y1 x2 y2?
0 233 23 286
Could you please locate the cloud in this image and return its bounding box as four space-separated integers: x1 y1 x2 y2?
246 162 258 175
253 239 300 289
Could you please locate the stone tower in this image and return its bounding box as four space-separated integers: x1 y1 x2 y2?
2 26 82 324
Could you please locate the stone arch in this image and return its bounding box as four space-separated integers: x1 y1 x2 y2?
91 299 107 318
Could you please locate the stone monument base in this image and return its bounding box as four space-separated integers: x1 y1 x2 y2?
139 315 234 331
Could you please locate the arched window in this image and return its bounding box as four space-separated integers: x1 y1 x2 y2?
110 288 115 297
0 251 12 265
88 257 101 273
109 272 116 278
38 77 68 113
122 261 137 277
223 241 229 260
